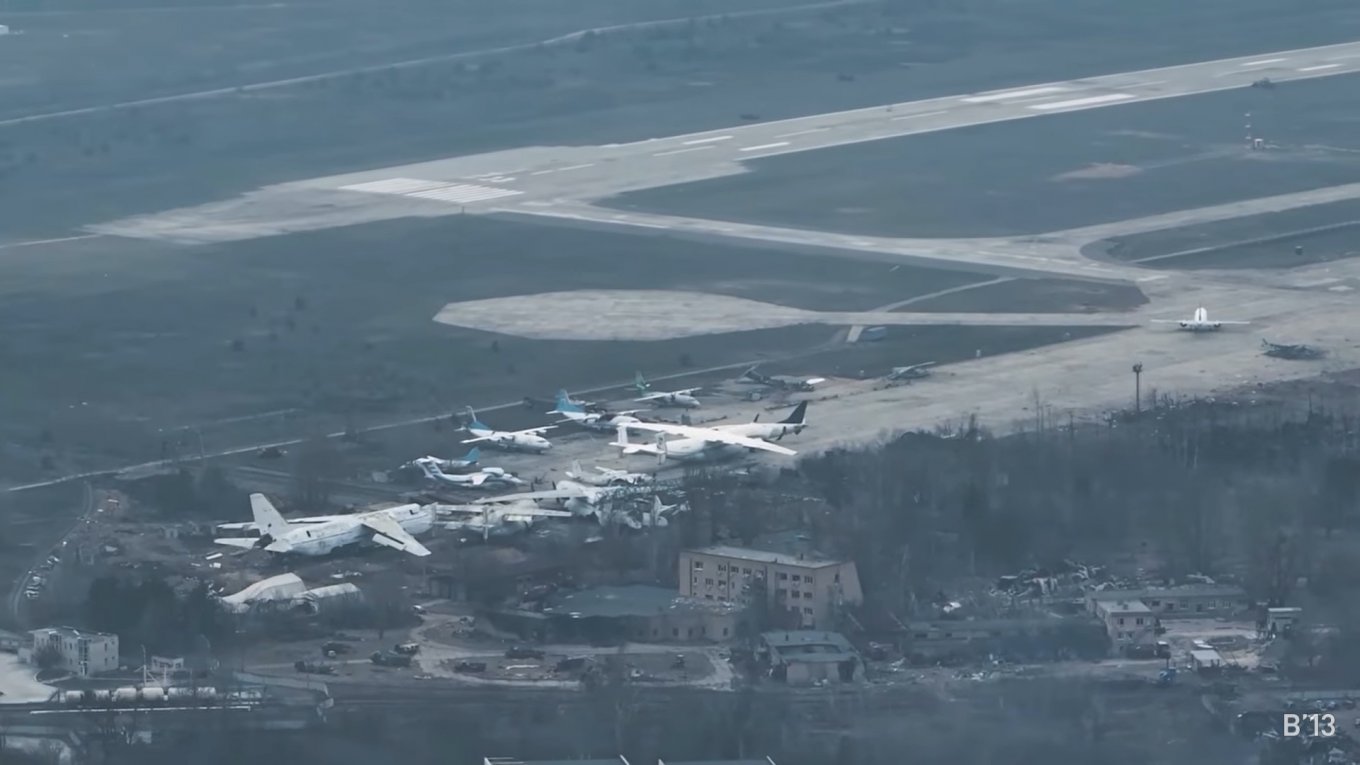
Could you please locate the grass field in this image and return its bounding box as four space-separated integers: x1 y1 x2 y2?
903 278 1148 314
5 0 1360 238
602 73 1360 238
1088 198 1360 268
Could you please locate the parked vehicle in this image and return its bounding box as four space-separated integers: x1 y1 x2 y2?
505 646 545 660
454 661 487 674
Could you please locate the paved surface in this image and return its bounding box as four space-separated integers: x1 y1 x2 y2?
87 39 1360 247
14 38 1360 492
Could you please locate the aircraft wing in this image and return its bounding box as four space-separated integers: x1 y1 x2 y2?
634 392 668 402
1149 319 1183 324
466 472 489 486
213 538 260 550
1217 320 1251 325
620 422 797 456
802 377 827 386
360 514 431 557
473 488 587 504
510 425 556 436
460 435 496 444
216 515 339 531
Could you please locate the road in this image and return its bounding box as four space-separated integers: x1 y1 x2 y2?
87 39 1360 246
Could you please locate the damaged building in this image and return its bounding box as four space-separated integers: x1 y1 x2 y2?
903 616 1108 663
758 630 863 685
1086 585 1248 619
679 536 862 629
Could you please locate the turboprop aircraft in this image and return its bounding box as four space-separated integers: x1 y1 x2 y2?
406 447 480 473
413 457 524 488
1151 307 1250 332
549 390 642 432
214 494 433 557
564 460 650 486
460 407 554 453
611 421 797 464
633 372 701 409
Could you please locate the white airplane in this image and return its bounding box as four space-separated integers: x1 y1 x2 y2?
214 494 433 557
413 457 525 488
460 407 554 452
713 402 808 442
633 372 701 409
564 460 650 486
474 479 626 517
549 390 643 432
1151 306 1250 332
407 447 480 473
611 421 797 464
887 362 936 381
439 502 571 541
741 365 826 392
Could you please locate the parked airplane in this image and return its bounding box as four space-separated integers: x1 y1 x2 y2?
474 479 626 517
214 494 433 557
886 362 936 381
633 372 701 409
1151 307 1250 332
713 402 808 442
440 503 571 541
740 365 826 392
611 421 797 464
407 448 480 473
413 458 524 488
549 390 643 432
565 460 650 486
1261 339 1325 360
461 407 554 452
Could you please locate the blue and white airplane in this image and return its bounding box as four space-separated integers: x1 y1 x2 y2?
406 447 480 474
460 407 554 453
549 390 643 433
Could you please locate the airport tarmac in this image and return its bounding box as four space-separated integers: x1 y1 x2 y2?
87 40 1360 246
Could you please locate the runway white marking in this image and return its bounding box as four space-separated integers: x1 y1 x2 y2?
1298 63 1341 72
530 169 557 176
556 163 595 172
1136 275 1169 283
1028 93 1136 110
0 233 102 251
404 184 524 204
340 177 454 194
653 146 715 157
890 110 948 122
960 85 1068 104
1240 57 1287 67
775 127 830 138
739 141 791 152
682 135 734 145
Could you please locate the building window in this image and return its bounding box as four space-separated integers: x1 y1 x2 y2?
776 589 787 599
1135 618 1144 626
723 628 729 637
705 578 714 586
718 564 726 571
1117 617 1125 625
693 561 703 570
778 572 788 581
804 607 813 615
834 572 840 583
792 575 801 582
705 594 713 600
743 568 751 575
804 592 813 600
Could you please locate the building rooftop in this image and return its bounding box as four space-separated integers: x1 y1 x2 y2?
760 630 857 663
1191 649 1224 664
1100 600 1153 614
1088 584 1246 600
689 544 842 569
30 626 116 641
542 585 742 619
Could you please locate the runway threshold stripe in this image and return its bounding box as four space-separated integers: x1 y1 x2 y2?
739 141 790 152
1298 64 1340 72
960 86 1068 103
890 109 948 122
653 146 714 157
1240 58 1287 67
775 127 829 138
682 135 733 145
1028 93 1135 110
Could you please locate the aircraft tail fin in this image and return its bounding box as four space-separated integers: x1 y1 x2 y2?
249 494 292 536
464 406 488 431
634 371 649 393
462 447 480 464
781 401 809 425
553 389 583 414
570 459 583 477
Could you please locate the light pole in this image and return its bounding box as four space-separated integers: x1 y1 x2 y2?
1132 363 1144 417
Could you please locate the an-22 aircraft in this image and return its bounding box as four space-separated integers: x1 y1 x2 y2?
460 407 554 453
633 372 702 409
1151 307 1250 332
214 494 434 557
611 420 797 464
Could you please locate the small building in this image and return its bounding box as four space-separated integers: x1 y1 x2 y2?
905 616 1108 662
19 627 118 677
680 540 862 629
1190 648 1224 673
758 630 862 685
1086 585 1248 619
1265 607 1302 637
520 585 742 644
1093 600 1160 649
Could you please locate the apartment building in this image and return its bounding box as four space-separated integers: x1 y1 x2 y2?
20 626 119 677
679 544 862 628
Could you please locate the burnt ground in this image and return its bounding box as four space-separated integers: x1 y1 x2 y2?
1087 198 1360 269
602 73 1360 239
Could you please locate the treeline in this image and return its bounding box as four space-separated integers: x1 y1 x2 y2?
83 575 230 659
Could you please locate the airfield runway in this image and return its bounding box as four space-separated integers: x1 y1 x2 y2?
13 37 1360 489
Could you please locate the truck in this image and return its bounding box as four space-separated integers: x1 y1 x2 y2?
370 651 412 668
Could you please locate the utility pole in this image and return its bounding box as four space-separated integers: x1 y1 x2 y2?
1132 363 1144 418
